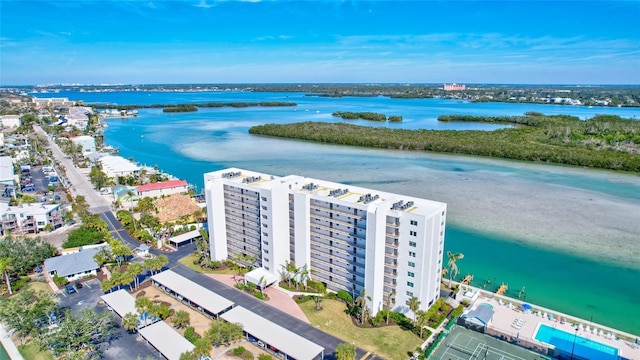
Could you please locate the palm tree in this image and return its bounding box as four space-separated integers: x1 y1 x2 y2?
355 288 371 325
313 282 327 311
172 310 190 329
447 251 465 287
416 310 429 338
123 312 138 333
127 262 144 289
258 275 267 298
384 294 395 324
0 257 14 295
406 296 421 325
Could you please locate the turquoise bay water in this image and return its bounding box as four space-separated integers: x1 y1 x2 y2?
38 91 640 335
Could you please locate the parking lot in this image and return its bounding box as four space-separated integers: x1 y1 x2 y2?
18 164 68 204
57 278 159 359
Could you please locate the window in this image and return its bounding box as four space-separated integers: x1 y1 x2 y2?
408 272 415 277
262 232 268 237
409 251 416 257
410 220 418 226
406 291 413 297
262 223 268 228
263 241 269 245
261 205 267 210
264 258 269 262
407 282 414 287
408 261 415 267
265 266 270 271
261 196 267 201
264 249 269 254
409 241 416 247
262 214 268 219
442 211 445 216
409 231 417 237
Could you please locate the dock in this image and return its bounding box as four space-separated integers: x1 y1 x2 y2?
496 282 508 295
461 274 473 285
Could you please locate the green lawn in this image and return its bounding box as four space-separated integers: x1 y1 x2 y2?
18 341 53 360
178 253 235 275
299 299 422 360
24 281 53 294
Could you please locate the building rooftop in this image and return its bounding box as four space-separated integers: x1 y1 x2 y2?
138 321 195 360
0 156 14 183
99 155 140 174
221 306 324 360
137 179 187 193
44 245 105 278
205 168 446 217
101 289 137 318
151 270 234 316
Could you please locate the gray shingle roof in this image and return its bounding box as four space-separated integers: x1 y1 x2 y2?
44 246 104 277
462 303 495 325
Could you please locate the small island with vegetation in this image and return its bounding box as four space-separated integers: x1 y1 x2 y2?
332 111 403 122
249 112 640 172
95 101 297 111
163 104 198 113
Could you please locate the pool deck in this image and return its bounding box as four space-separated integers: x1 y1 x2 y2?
471 296 640 360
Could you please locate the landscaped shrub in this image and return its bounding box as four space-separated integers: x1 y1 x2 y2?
244 353 253 359
11 276 31 292
184 326 201 343
233 346 245 356
53 274 67 286
258 354 273 360
336 290 353 304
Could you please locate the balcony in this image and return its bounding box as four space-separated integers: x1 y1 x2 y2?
224 197 259 209
223 188 258 200
386 218 400 227
309 203 363 219
224 203 259 217
225 213 259 226
385 239 399 249
309 221 352 237
310 265 350 283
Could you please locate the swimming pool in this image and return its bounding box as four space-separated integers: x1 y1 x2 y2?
534 323 619 360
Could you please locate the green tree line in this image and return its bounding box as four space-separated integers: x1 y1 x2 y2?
332 111 402 122
93 101 297 110
248 113 640 172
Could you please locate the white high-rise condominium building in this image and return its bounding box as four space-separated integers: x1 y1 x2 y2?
204 168 447 316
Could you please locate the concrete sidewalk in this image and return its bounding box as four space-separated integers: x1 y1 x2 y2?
206 274 310 324
0 324 24 360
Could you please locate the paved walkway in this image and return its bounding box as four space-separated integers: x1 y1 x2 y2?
0 324 24 360
206 274 310 324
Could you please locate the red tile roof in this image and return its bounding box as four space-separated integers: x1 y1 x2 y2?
137 180 188 193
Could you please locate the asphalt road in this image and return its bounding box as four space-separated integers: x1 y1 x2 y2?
33 125 111 213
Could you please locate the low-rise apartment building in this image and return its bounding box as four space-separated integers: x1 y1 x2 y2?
0 202 63 236
204 168 446 317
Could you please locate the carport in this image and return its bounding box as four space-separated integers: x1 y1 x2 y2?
167 229 201 248
101 289 136 320
151 270 234 318
221 306 324 360
138 320 195 360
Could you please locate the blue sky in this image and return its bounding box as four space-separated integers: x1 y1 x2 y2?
1 0 639 85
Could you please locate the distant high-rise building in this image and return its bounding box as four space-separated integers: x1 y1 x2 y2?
443 83 466 91
204 168 447 317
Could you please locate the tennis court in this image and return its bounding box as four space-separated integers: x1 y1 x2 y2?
430 326 548 360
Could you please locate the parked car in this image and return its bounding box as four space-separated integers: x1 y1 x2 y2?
75 280 83 289
65 285 76 294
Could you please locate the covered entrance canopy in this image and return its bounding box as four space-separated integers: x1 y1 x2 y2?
244 267 279 288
